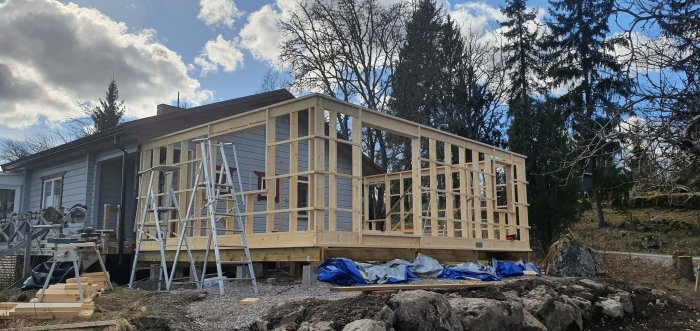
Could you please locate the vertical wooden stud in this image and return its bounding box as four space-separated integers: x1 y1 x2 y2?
289 111 299 232
411 137 422 235
445 143 454 237
458 148 469 238
471 150 482 239
266 110 276 233
352 109 363 233
328 110 337 231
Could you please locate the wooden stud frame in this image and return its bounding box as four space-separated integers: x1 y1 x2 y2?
134 95 531 263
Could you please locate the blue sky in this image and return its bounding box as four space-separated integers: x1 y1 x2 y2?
0 0 556 140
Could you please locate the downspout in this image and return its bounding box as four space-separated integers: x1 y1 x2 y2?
113 135 128 265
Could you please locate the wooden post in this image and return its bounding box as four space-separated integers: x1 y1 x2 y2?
411 137 422 235
484 155 495 239
328 110 337 231
515 162 529 241
676 256 694 281
312 98 326 231
445 143 454 237
351 109 363 233
266 110 276 233
471 150 482 239
458 148 469 238
428 139 438 236
289 111 299 233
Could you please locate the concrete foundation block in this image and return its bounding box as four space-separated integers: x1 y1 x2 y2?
302 265 316 287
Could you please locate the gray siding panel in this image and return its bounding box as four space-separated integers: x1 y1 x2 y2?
27 158 88 212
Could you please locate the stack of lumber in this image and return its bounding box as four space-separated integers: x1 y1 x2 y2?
0 271 109 319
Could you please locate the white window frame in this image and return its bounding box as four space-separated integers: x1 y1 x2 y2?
41 172 65 209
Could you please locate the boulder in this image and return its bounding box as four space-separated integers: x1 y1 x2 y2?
579 279 606 292
521 310 547 331
640 235 662 249
448 297 524 331
298 321 334 331
597 291 633 318
546 241 602 277
388 290 461 331
342 319 392 331
371 306 395 326
523 285 556 318
255 303 306 330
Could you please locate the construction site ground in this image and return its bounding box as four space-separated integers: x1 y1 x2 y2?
0 255 696 331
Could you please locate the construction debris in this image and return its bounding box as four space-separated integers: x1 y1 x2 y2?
0 271 109 319
240 298 260 305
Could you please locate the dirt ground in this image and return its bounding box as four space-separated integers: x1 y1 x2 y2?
573 208 700 255
0 259 697 331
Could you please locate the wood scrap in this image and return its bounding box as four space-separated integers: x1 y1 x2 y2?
330 282 491 293
0 319 117 330
239 298 260 305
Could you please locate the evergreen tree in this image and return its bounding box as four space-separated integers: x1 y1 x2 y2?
527 99 579 248
87 78 126 133
500 0 540 156
500 0 579 248
542 0 631 227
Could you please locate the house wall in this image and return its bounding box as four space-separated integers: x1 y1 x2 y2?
214 114 355 233
26 158 89 212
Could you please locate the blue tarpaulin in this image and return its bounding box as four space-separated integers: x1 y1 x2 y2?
317 255 541 285
317 258 367 286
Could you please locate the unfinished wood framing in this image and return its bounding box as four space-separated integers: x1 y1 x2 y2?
135 95 530 264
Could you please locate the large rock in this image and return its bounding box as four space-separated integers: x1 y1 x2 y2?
523 285 556 318
521 310 547 331
342 319 392 331
546 241 601 277
298 321 334 331
388 290 462 331
448 297 524 331
596 291 634 318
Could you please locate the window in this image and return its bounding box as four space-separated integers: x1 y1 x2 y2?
255 171 279 202
0 189 16 218
41 172 64 209
297 176 309 216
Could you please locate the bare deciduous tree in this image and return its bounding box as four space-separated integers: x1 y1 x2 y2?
280 0 407 170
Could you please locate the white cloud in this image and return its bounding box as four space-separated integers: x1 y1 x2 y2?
194 35 244 76
197 0 242 28
450 2 507 35
240 4 285 67
0 0 212 129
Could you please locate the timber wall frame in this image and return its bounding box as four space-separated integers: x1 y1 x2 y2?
135 95 530 263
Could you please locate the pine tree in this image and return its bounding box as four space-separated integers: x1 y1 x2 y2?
542 0 631 227
88 78 126 133
500 0 540 156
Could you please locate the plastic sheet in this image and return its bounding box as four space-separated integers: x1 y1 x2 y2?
411 253 444 277
491 259 525 278
440 262 500 281
316 255 542 285
357 259 418 284
21 262 75 291
316 258 367 286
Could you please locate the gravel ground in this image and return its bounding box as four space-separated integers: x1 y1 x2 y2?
187 278 360 330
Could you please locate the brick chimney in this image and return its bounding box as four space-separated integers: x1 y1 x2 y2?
156 104 182 115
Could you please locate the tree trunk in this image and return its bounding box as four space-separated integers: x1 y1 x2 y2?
675 256 694 281
594 190 607 227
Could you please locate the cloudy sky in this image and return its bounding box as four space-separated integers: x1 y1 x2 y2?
0 0 550 139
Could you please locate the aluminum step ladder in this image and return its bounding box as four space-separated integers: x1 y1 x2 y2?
128 165 199 290
169 138 258 296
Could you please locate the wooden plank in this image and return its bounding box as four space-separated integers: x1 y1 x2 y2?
485 156 495 240
515 163 529 241
330 282 490 292
328 110 337 231
351 109 363 233
312 100 326 231
3 320 117 330
239 297 260 305
289 111 299 233
428 139 438 236
445 143 454 237
458 148 469 238
411 137 422 235
265 110 276 233
471 150 482 239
